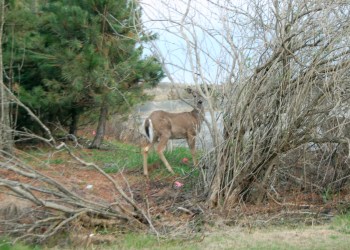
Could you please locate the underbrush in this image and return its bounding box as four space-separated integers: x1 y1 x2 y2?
4 213 350 250
5 140 350 250
19 140 198 178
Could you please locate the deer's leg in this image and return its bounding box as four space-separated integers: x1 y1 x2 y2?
157 135 175 174
187 135 198 167
142 142 153 176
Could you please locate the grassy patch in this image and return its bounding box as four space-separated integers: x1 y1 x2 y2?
0 238 40 250
197 225 350 250
49 158 65 165
331 212 350 234
17 140 198 178
113 233 200 250
85 141 198 177
85 142 143 172
94 224 350 250
153 147 198 176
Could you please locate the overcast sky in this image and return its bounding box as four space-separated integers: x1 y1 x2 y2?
139 0 235 85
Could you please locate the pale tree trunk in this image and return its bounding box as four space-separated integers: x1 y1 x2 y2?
0 0 13 154
89 99 108 149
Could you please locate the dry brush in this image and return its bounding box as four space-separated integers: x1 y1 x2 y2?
203 0 350 207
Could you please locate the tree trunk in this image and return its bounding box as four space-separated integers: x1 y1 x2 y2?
0 0 13 154
69 107 79 136
89 100 108 149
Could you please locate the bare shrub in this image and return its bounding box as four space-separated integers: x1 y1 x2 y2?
202 1 350 207
141 0 350 208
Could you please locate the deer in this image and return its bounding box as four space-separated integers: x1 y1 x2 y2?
142 88 204 176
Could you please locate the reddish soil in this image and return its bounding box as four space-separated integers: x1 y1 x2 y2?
1 146 350 235
0 148 188 217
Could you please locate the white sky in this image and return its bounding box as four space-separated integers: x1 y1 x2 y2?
139 0 238 84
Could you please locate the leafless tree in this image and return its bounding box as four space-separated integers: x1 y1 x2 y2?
141 0 350 207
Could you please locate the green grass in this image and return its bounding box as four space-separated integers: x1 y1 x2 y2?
19 140 199 179
330 212 350 234
85 141 198 177
4 224 350 250
102 233 201 250
0 238 40 250
154 147 197 176
86 142 143 172
94 222 350 250
49 158 65 165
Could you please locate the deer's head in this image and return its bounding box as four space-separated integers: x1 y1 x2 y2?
186 87 203 110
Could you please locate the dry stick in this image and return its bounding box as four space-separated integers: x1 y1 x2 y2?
0 154 121 213
0 179 78 213
0 84 157 232
38 210 87 240
0 176 131 220
1 176 137 242
119 169 134 200
13 210 87 244
27 216 66 233
1 153 142 236
59 142 159 235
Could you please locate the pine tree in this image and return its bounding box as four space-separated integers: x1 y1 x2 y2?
3 0 163 143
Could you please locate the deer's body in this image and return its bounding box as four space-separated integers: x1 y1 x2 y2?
146 110 202 140
142 89 204 176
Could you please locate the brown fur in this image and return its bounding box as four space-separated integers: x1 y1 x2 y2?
142 89 204 176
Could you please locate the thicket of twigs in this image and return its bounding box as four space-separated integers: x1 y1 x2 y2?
196 1 350 207
142 0 350 207
0 147 157 245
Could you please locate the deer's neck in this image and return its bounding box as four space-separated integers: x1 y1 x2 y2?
191 107 204 124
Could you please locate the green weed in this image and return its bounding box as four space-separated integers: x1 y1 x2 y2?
49 158 64 165
20 140 199 178
0 238 40 250
115 233 199 250
84 142 143 171
331 212 350 234
321 188 333 203
86 141 199 177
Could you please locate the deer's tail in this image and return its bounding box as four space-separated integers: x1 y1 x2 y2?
144 118 154 143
